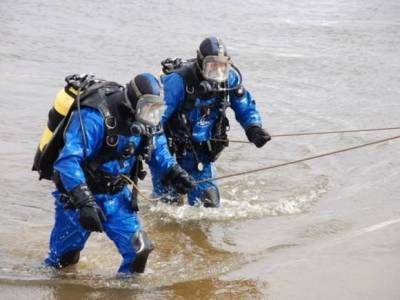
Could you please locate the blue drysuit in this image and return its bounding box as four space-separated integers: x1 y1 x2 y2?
45 107 175 273
149 69 263 206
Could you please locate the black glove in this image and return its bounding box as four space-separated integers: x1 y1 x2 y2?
245 126 271 148
68 183 106 232
161 164 196 194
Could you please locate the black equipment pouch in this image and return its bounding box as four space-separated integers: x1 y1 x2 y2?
164 112 192 159
85 170 128 195
207 114 230 162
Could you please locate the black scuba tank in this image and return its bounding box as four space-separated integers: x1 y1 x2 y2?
32 74 105 180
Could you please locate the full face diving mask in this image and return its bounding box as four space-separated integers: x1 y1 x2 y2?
201 45 231 83
130 94 166 136
135 94 166 126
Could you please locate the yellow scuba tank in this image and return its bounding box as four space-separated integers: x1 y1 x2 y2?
32 74 101 180
38 86 77 152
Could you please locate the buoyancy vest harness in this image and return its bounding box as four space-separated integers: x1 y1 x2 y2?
160 58 232 163
33 74 147 194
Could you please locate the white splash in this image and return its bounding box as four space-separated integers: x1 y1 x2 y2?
148 185 327 222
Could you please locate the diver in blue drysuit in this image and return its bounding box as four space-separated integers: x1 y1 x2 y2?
149 37 271 208
45 73 195 274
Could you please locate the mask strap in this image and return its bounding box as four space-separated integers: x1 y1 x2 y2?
129 79 143 99
123 87 136 115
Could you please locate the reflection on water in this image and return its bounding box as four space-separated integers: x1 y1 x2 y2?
0 220 263 299
0 277 264 300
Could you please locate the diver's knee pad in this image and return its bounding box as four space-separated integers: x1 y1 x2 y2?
59 249 80 268
201 188 220 208
130 230 154 273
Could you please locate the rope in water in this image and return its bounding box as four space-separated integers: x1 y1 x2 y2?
123 132 400 200
197 134 400 183
121 175 163 202
212 126 400 144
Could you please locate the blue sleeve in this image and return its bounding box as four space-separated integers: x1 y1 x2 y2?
53 108 104 192
148 133 177 176
229 70 263 130
161 73 185 124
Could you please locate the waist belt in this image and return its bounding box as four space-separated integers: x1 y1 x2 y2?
87 172 128 195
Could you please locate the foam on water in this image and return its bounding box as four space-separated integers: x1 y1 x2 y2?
147 183 327 222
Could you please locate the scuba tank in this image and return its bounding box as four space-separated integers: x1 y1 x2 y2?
32 74 104 180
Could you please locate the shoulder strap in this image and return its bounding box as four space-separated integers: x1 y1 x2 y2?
82 84 125 171
173 62 200 112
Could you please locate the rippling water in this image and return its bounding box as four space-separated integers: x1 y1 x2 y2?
1 0 400 299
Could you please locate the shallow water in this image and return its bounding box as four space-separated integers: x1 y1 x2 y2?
1 0 400 299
